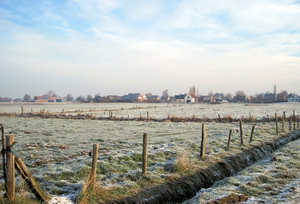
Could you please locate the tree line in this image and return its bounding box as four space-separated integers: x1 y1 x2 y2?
0 89 292 103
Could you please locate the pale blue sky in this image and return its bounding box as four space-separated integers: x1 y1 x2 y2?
1 0 300 98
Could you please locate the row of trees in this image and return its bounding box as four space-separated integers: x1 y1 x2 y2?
207 90 289 101
0 89 292 103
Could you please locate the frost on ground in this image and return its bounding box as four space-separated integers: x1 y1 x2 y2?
0 103 299 202
1 102 299 120
183 131 300 204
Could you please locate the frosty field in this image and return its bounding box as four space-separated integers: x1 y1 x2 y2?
0 102 299 203
1 102 299 120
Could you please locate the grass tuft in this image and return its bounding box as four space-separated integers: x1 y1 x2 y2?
173 152 194 174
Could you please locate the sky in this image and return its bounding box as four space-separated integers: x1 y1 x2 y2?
0 0 300 99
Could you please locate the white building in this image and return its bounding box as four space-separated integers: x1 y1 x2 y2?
184 93 196 103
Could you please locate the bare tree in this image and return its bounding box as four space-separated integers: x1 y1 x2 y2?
87 94 93 102
66 94 73 102
0 97 12 102
161 90 169 100
235 90 246 96
46 90 57 97
145 93 152 99
189 85 196 94
277 90 288 100
255 93 263 100
76 95 85 102
225 93 232 100
23 94 31 102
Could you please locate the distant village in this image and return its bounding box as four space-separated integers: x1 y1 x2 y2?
1 85 300 104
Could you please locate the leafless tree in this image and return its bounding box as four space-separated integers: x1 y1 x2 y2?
66 94 73 102
23 94 31 102
76 95 85 102
0 97 12 102
161 90 169 100
189 85 196 94
225 93 232 100
277 90 288 100
46 90 57 97
255 93 263 100
145 93 152 99
235 90 246 96
87 94 93 102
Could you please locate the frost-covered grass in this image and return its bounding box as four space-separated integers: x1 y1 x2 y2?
0 117 291 200
1 102 299 120
183 131 300 204
0 103 299 203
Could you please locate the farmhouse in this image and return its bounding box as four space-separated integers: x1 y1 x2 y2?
147 95 161 103
263 93 277 102
106 95 121 102
33 96 66 103
13 98 23 103
33 96 49 103
184 93 197 103
201 96 215 103
287 96 300 102
235 95 250 103
121 93 144 102
174 94 185 103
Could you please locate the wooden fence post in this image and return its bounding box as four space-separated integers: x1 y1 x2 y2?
239 119 244 145
15 157 50 201
297 116 299 128
21 106 24 115
275 113 279 135
200 123 206 158
142 133 148 175
289 117 292 131
227 130 233 147
293 110 296 130
282 114 285 132
250 125 255 142
82 143 99 192
6 135 15 202
89 144 99 185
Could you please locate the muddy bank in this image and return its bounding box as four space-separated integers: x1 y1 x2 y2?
107 129 300 204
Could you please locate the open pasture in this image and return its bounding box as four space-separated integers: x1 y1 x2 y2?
0 102 299 202
1 102 299 120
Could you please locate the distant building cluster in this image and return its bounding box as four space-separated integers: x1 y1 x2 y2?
3 85 300 104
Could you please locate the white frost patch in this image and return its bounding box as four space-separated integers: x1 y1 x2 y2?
48 194 75 204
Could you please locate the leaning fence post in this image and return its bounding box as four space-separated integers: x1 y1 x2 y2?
6 135 15 202
200 123 206 158
275 113 279 135
250 125 256 142
227 129 233 147
239 119 244 145
15 157 50 201
142 133 148 175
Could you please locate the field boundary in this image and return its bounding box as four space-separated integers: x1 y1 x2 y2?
106 129 300 204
